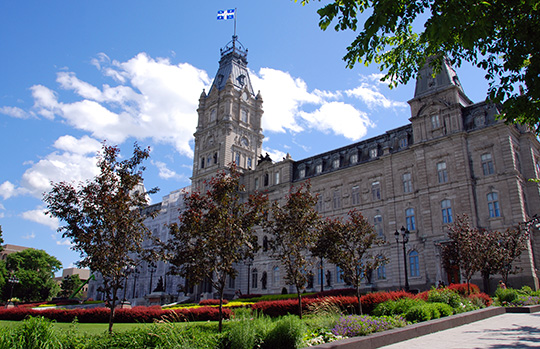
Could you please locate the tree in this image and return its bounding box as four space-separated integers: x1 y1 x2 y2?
476 229 502 294
165 165 268 332
300 0 540 133
318 210 386 314
0 226 6 295
442 215 480 294
5 248 61 302
496 227 529 286
44 143 159 333
60 274 83 298
264 182 320 319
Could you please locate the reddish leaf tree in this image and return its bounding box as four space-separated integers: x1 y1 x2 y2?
264 182 321 319
165 165 268 332
319 210 386 314
44 143 159 333
497 226 530 286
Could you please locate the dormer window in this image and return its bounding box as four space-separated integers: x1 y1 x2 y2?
237 74 245 86
399 137 408 149
299 168 305 179
370 148 378 159
316 163 322 174
332 158 340 169
350 153 358 164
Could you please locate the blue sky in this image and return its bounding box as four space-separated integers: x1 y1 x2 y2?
0 1 489 273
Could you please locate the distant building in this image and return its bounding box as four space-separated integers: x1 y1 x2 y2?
88 37 540 304
55 268 91 298
0 244 29 260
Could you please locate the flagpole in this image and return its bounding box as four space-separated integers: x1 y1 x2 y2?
234 7 237 38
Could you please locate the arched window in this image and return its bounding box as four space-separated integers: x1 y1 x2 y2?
261 271 267 289
251 268 258 289
263 236 268 252
409 251 420 277
264 173 269 186
273 266 280 285
487 192 501 217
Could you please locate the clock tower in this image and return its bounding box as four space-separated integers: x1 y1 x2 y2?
192 36 264 190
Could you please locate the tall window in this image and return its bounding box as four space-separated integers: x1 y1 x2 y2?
431 114 440 129
228 276 235 289
336 266 344 283
316 163 322 174
487 192 501 218
333 189 341 209
406 208 416 231
241 109 248 123
251 268 258 289
333 158 340 169
376 256 386 280
255 178 259 190
437 162 448 183
299 168 305 179
481 153 494 175
273 266 280 285
409 251 420 277
399 137 408 149
371 181 381 201
275 171 280 185
402 173 412 193
247 157 252 168
370 148 378 159
316 196 324 213
441 199 453 223
351 185 360 205
264 173 269 186
374 215 384 239
350 153 358 164
235 153 240 165
200 157 205 169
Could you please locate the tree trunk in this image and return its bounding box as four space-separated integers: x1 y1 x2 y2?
296 284 303 319
218 288 224 333
356 286 363 315
482 274 491 295
108 287 118 333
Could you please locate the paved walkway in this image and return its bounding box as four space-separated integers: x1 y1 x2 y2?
381 313 540 348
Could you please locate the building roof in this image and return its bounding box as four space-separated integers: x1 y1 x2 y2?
208 36 255 96
413 56 470 103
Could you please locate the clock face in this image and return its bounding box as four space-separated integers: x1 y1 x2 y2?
242 92 248 101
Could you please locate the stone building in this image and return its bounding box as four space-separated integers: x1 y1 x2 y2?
88 37 540 304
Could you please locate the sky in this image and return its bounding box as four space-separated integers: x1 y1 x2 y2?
0 1 489 273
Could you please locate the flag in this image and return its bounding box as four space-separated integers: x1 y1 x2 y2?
217 9 235 20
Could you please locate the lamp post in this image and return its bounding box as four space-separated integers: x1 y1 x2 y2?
8 274 19 300
395 226 410 292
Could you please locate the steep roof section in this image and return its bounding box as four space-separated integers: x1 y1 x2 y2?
413 56 470 103
208 36 255 96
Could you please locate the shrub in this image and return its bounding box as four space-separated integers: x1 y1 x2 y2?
372 298 424 317
430 302 454 317
307 288 357 298
331 315 407 337
404 304 436 323
199 299 229 306
360 290 413 314
447 283 480 295
427 288 462 309
221 311 272 349
495 288 520 305
468 293 493 307
262 315 306 349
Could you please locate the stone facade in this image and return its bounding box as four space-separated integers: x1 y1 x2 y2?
88 39 540 304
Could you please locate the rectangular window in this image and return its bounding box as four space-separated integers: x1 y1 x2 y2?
406 208 416 231
200 157 205 169
316 164 322 174
333 189 341 209
431 115 440 129
371 181 381 201
336 266 344 283
275 171 280 185
409 251 420 277
370 148 378 158
316 196 324 213
235 153 240 165
402 173 412 193
254 178 259 190
228 276 235 289
442 199 453 224
377 261 386 280
350 153 358 164
333 158 340 169
247 157 252 168
437 162 448 183
374 215 384 239
481 153 494 175
487 192 501 217
399 137 408 149
299 168 305 178
351 186 360 205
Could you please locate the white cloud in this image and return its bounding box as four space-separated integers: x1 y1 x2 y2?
300 102 373 141
0 181 18 199
0 106 29 119
261 147 287 163
21 208 59 230
251 68 319 133
56 239 73 246
345 83 408 109
53 135 102 155
152 160 186 181
22 232 36 239
30 53 210 158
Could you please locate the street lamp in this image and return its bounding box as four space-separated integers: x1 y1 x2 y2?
395 226 410 292
8 274 19 300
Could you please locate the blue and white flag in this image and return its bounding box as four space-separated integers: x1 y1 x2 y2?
217 9 235 20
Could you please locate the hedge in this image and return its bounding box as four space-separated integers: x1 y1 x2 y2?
0 305 230 323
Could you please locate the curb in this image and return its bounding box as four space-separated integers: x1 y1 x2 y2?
306 306 539 349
